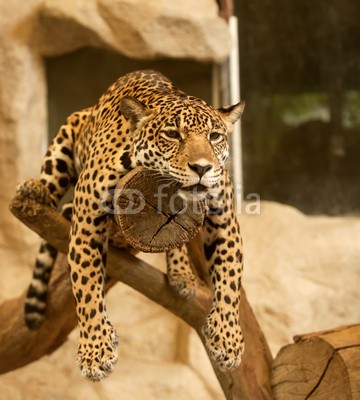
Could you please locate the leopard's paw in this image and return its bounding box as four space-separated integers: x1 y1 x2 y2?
77 327 119 381
168 270 197 298
16 179 54 207
203 310 244 371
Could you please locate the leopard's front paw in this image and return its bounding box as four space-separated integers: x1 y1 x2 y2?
77 326 119 381
16 179 54 207
167 270 197 298
203 309 244 371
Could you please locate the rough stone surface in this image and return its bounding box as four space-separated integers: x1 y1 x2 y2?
0 0 48 302
240 201 360 354
32 0 230 61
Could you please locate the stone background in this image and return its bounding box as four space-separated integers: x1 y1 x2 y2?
0 1 359 399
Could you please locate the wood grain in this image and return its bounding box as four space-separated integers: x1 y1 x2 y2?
272 324 360 399
114 167 205 252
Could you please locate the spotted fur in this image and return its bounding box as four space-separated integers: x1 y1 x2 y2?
19 70 245 380
24 203 73 329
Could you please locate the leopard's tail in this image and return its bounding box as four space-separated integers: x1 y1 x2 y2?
24 203 73 330
24 240 58 329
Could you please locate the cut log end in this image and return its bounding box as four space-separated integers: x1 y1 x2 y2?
113 167 206 252
271 324 360 399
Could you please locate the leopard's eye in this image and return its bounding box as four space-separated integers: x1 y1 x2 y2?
209 132 223 143
162 130 181 140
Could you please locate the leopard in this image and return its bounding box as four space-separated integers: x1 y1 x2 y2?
18 69 245 381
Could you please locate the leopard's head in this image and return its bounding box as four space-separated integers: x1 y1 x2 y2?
120 94 244 200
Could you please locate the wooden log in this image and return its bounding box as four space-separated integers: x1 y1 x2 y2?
187 234 274 400
271 324 360 399
6 191 273 400
0 253 117 374
114 167 206 252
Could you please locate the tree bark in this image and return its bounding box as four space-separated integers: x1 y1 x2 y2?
2 193 273 400
271 324 360 399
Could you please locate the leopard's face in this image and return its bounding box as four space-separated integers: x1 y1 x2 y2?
135 104 229 190
121 96 244 201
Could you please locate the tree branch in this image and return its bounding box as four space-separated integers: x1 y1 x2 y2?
1 194 273 400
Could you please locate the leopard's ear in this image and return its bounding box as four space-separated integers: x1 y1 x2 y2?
120 96 153 128
218 101 245 126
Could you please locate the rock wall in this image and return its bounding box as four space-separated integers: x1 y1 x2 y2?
240 202 360 354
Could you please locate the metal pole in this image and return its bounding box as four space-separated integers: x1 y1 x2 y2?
228 16 243 211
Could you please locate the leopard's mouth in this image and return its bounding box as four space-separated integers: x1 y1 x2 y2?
181 183 208 193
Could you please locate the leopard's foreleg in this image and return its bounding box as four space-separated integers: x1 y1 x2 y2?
202 170 244 371
68 169 120 381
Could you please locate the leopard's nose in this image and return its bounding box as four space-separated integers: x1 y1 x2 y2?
188 163 212 178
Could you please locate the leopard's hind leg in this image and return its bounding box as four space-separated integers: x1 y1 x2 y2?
24 203 73 329
17 109 91 208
